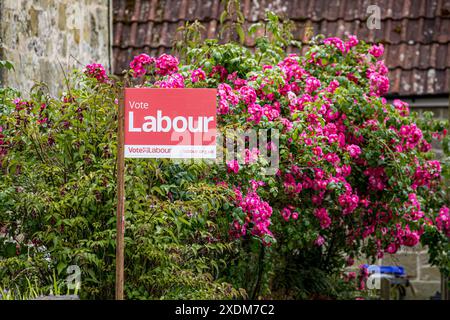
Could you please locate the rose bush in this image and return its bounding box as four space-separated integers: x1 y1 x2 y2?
123 17 449 297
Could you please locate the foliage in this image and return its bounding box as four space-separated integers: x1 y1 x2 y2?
0 271 76 300
0 69 240 299
219 0 246 43
1 9 449 300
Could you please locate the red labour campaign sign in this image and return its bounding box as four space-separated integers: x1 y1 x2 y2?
124 88 217 158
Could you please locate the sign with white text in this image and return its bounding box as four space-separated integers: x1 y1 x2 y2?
124 88 217 158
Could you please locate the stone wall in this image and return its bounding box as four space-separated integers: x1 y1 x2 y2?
413 106 448 120
380 246 442 300
353 244 442 300
0 0 111 96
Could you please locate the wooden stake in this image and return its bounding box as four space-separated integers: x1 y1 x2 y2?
380 277 390 300
115 86 126 300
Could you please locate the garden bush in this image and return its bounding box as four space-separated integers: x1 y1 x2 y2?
0 68 240 299
1 11 449 299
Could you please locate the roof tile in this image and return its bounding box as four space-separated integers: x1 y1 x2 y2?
113 0 450 95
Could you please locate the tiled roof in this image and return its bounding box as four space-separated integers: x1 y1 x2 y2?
113 0 450 96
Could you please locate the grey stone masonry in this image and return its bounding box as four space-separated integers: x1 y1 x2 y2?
0 0 111 96
379 245 442 300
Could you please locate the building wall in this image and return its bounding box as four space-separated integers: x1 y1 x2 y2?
0 0 111 96
353 244 442 300
410 98 449 157
380 246 442 299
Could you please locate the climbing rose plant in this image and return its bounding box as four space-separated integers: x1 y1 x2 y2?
124 35 447 261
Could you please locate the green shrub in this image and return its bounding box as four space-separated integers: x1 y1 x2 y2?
0 69 240 299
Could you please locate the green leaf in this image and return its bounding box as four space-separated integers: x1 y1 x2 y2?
236 25 245 44
0 60 14 70
57 261 67 275
177 216 190 226
219 10 228 25
248 23 262 35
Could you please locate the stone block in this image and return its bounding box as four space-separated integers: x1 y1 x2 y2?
29 6 40 37
58 3 66 30
398 244 427 254
420 266 441 282
73 29 80 44
407 281 441 300
418 253 431 266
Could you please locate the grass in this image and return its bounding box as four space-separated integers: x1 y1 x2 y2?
0 270 79 300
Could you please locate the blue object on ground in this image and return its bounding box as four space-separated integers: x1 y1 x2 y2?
362 264 406 276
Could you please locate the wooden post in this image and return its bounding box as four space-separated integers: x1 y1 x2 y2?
380 278 390 300
115 86 126 300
